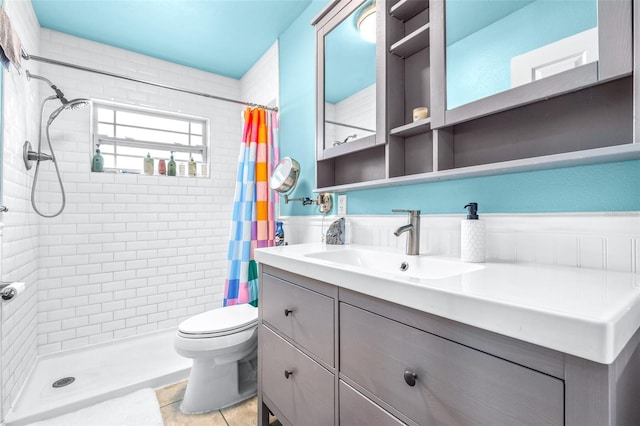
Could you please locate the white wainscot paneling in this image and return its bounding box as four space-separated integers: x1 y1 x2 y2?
280 212 640 273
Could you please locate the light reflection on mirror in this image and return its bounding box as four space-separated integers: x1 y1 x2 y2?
324 0 376 150
446 0 598 110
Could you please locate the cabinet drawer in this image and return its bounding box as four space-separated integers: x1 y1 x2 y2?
340 380 406 426
340 303 564 426
261 325 334 426
262 273 334 365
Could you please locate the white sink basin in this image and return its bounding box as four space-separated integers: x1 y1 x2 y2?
305 247 484 280
256 243 640 363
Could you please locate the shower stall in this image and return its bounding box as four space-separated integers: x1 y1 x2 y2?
1 19 280 425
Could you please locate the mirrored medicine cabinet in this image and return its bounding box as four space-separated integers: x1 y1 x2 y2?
324 2 376 149
315 0 384 162
431 0 632 127
314 0 638 193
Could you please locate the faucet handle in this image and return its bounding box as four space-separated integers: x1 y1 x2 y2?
392 209 421 216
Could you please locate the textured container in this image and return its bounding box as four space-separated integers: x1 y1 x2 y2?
461 220 486 263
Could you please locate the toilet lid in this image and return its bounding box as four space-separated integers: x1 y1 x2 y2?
178 304 258 336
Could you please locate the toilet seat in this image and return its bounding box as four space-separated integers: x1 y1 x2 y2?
178 304 258 339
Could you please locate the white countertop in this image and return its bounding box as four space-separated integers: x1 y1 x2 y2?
255 243 640 364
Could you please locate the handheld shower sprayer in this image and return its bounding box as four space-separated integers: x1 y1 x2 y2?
48 98 91 125
24 70 90 218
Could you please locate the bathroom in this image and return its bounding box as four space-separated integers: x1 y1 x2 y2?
1 0 639 425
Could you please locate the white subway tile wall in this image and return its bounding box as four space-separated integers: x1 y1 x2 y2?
2 0 42 417
281 213 639 273
240 42 279 108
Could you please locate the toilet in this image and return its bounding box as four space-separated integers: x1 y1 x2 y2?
174 304 258 414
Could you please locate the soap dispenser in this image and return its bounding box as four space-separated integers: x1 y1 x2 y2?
167 151 176 176
144 153 154 175
91 143 104 172
188 155 197 177
461 202 486 263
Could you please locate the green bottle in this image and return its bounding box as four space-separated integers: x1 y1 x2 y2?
167 151 177 176
91 144 104 172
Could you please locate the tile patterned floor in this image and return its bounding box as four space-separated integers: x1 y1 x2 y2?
156 381 281 426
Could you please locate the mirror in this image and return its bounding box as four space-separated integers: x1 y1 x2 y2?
270 157 300 195
271 157 333 212
445 0 598 110
323 0 376 151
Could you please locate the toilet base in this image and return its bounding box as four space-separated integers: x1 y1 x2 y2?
180 351 257 414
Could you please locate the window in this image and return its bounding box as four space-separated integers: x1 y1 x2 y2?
92 101 209 173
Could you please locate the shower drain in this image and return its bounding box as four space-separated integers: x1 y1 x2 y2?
52 377 75 388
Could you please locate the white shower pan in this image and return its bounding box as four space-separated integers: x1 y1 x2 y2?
5 328 190 426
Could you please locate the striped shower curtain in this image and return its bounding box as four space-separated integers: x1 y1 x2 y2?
224 107 279 306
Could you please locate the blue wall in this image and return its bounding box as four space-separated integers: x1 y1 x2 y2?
278 1 640 217
348 161 640 215
279 0 328 216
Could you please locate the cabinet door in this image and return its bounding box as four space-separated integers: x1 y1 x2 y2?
262 273 334 366
340 380 407 426
261 326 334 426
340 303 564 425
431 0 632 128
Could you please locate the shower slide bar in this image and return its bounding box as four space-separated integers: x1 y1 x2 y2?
21 51 279 112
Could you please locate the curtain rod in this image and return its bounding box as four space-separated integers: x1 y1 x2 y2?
21 51 278 112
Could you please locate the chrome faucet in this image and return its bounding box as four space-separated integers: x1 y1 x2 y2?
393 209 421 255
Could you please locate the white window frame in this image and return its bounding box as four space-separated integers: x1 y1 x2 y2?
91 100 209 172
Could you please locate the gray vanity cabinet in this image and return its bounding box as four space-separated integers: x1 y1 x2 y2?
261 273 334 366
257 264 640 426
339 381 406 426
261 327 334 426
258 268 339 426
340 302 563 425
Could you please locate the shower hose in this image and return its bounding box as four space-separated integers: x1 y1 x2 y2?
31 96 67 218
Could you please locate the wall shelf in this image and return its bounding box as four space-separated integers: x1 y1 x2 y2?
389 0 429 22
390 23 430 58
314 143 640 193
390 118 432 137
321 134 378 160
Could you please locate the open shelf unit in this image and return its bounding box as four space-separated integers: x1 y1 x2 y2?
314 0 638 192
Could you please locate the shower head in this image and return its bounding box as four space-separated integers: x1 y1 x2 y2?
64 98 91 110
48 98 90 124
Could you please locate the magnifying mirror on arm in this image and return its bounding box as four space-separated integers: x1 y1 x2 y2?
270 157 333 214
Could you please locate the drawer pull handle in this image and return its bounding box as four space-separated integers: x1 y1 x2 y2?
404 370 418 387
284 308 294 317
284 370 293 379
